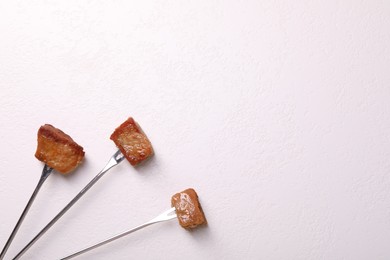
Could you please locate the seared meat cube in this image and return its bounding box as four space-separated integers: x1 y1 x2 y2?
35 124 85 174
171 188 207 229
110 117 153 166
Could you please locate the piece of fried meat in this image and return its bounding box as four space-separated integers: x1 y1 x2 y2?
35 124 85 174
110 117 153 166
171 188 207 229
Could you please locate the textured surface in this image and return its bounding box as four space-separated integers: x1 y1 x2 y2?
0 1 390 259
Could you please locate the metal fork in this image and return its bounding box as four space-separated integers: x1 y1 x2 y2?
13 150 125 260
60 207 177 260
0 165 53 260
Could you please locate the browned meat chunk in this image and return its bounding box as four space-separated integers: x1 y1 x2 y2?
35 124 85 174
110 117 153 166
171 188 207 229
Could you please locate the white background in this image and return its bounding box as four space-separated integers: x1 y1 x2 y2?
0 1 390 259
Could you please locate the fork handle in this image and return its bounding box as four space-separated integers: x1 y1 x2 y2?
61 208 176 260
0 165 53 260
13 150 124 260
61 222 154 260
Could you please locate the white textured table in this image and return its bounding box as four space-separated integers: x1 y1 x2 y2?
1 1 390 259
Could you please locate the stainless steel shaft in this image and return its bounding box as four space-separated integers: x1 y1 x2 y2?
61 207 176 260
0 164 53 260
13 150 124 260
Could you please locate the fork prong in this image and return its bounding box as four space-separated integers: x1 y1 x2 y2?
150 207 177 223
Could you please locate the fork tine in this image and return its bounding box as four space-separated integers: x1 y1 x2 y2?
150 207 177 223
